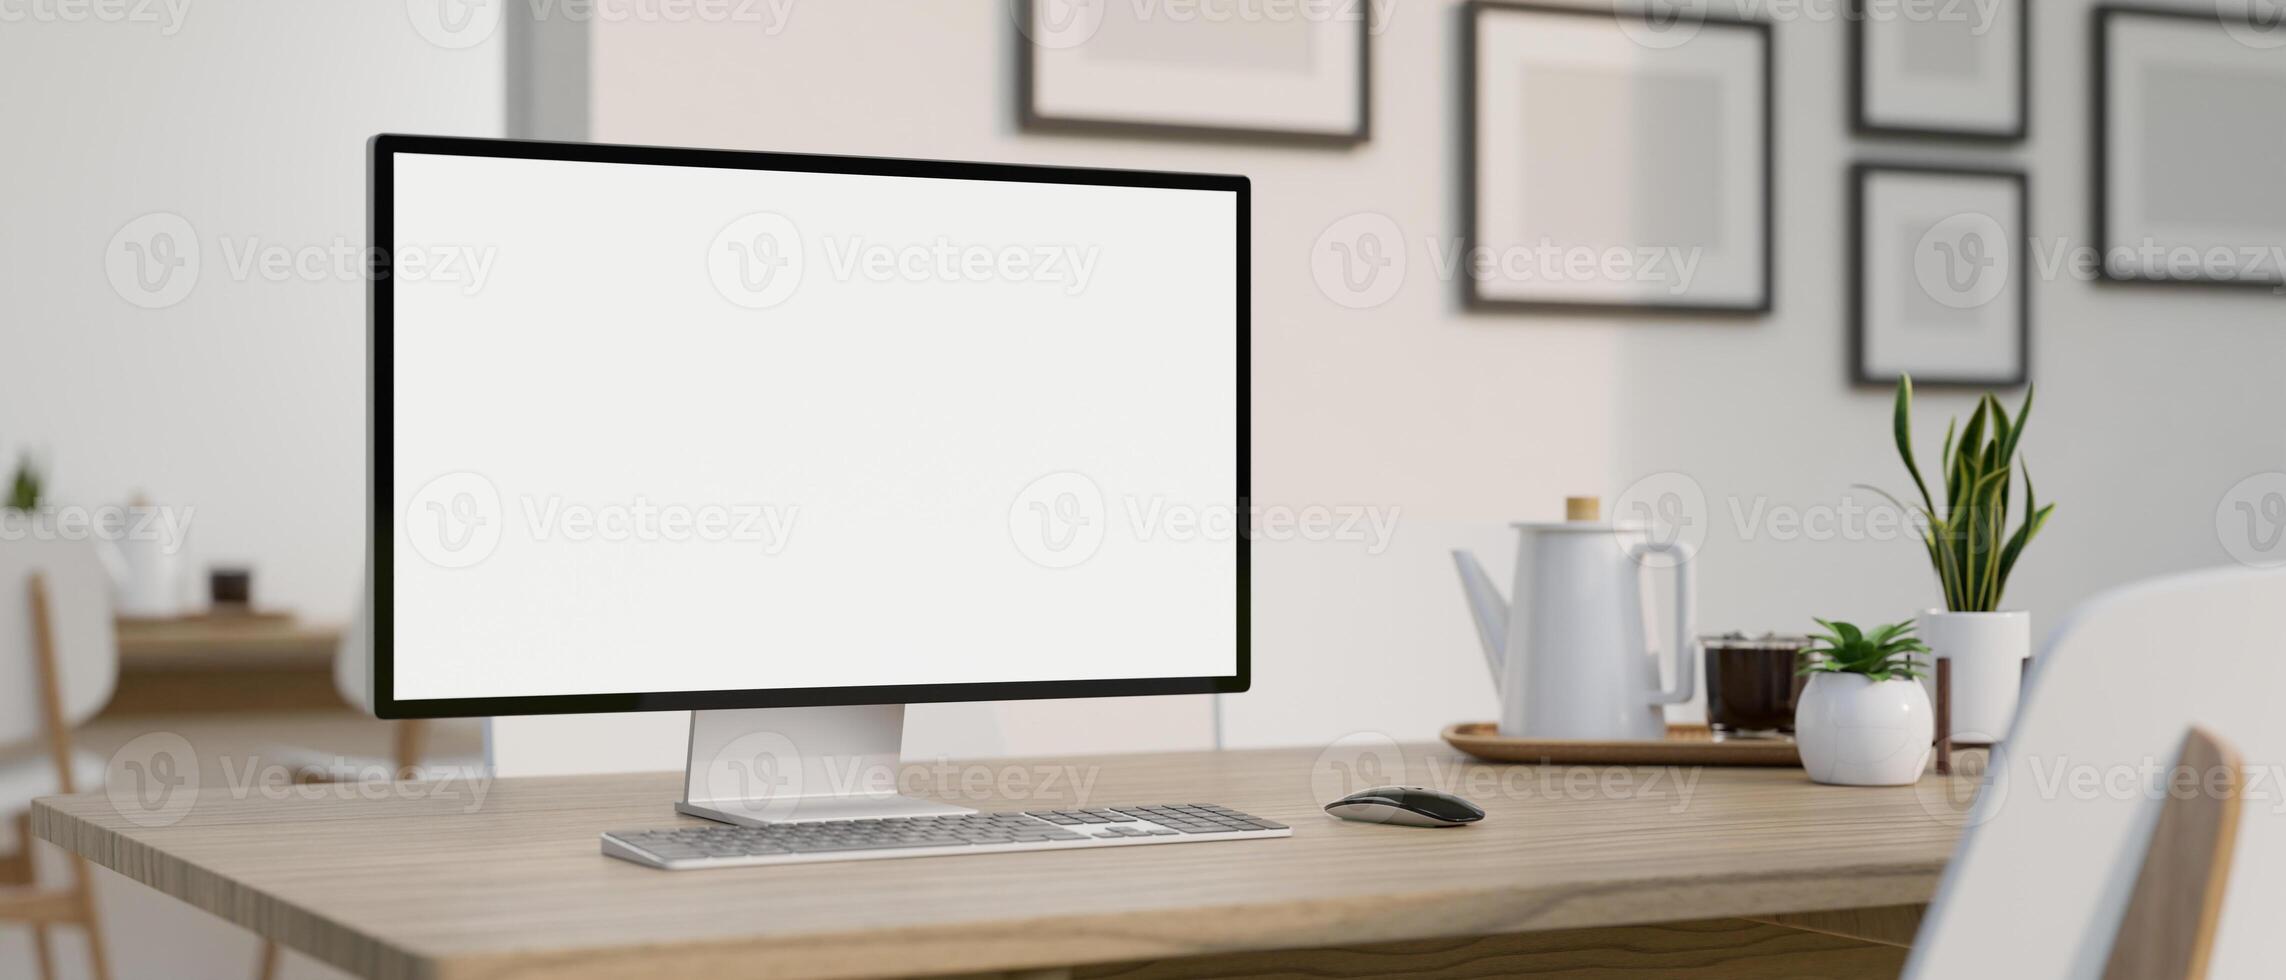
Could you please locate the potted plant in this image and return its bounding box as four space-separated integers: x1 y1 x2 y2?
1872 376 2054 744
1794 619 1933 786
6 452 41 512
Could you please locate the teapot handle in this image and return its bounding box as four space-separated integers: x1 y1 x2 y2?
1628 540 1697 706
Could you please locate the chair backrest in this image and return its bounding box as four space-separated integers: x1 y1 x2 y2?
1906 567 2286 978
0 536 118 751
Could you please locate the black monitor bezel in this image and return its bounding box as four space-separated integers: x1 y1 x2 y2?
369 133 1251 721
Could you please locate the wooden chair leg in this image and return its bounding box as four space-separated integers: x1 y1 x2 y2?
2 813 33 886
256 939 282 980
29 575 111 980
74 857 110 980
31 922 56 980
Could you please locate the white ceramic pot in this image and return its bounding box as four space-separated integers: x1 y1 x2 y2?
1794 673 1934 786
1915 610 2030 742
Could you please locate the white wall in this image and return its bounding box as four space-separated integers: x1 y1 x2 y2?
582 0 1620 751
576 0 2286 749
1610 0 2286 650
10 0 2275 757
1 5 502 978
0 0 502 624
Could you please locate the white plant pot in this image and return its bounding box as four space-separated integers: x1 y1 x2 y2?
1915 610 2030 742
1794 673 1933 786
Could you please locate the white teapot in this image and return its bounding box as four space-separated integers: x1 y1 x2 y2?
1452 497 1697 740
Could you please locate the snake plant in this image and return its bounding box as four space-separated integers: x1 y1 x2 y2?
1873 376 2055 613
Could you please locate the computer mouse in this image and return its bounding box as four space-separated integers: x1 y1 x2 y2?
1323 786 1485 827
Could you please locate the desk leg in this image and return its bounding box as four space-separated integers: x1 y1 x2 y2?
31 923 55 980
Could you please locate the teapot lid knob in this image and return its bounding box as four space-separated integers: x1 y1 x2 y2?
1564 496 1601 522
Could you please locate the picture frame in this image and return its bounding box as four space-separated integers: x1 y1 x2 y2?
1464 1 1772 314
1850 0 2028 141
1016 0 1372 145
2094 5 2286 289
1850 163 2030 388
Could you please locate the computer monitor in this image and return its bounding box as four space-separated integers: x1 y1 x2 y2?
371 135 1248 824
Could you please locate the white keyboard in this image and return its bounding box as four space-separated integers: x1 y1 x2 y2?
602 803 1290 870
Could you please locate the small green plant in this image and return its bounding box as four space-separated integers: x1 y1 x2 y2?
1869 375 2056 613
5 453 41 512
1799 619 1930 682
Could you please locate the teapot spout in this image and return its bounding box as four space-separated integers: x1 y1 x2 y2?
1451 550 1509 686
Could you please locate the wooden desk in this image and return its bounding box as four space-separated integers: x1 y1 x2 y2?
34 743 1969 980
109 614 345 714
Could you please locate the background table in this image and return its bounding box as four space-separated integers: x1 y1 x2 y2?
110 614 344 714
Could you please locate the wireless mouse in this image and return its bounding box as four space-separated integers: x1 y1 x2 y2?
1323 786 1485 828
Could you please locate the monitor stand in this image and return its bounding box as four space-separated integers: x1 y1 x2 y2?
675 704 978 826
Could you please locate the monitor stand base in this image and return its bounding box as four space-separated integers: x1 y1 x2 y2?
676 704 977 826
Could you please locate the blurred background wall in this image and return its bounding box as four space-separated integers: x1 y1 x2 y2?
5 0 2282 757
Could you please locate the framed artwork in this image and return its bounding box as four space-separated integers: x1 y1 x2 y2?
1851 164 2029 388
2095 5 2286 288
1465 2 1772 313
1851 0 2027 140
1016 0 1370 144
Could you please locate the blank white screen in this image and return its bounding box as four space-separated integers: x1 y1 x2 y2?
389 152 1240 701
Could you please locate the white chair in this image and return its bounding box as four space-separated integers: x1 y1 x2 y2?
0 538 116 980
1907 566 2286 978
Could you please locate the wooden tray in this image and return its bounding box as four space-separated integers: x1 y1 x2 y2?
1441 722 1801 767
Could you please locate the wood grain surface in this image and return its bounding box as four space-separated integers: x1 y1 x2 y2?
108 614 346 714
1072 918 1910 979
1746 904 1926 948
34 742 1968 980
1443 723 1802 767
2101 727 2244 980
113 614 341 669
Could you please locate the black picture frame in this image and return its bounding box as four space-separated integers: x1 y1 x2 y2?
1015 0 1372 146
1849 0 2029 142
2092 4 2286 290
368 133 1252 721
1849 162 2031 389
1463 1 1774 315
